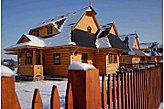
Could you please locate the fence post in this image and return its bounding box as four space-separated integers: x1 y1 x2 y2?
50 85 60 109
102 75 107 109
32 89 43 109
1 77 21 109
107 74 113 109
117 73 122 109
68 68 101 109
65 82 74 109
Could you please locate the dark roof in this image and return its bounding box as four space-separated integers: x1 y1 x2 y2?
71 29 96 48
96 23 130 51
107 34 130 50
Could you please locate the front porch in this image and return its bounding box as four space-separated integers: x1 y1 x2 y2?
17 48 44 77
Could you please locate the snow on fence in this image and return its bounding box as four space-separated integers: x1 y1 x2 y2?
1 63 163 109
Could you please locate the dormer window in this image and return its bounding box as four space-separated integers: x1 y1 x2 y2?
55 18 66 29
47 27 52 34
87 26 92 33
34 30 39 36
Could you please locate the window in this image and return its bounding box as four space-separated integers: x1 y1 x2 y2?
47 27 52 34
108 54 118 64
148 57 151 61
114 55 117 63
82 53 88 63
36 51 41 65
87 26 92 33
34 30 39 36
140 57 145 61
27 53 32 65
109 53 113 64
54 53 60 65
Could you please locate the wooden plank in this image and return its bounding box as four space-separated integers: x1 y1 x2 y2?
125 72 129 109
107 74 113 109
50 85 60 109
128 71 132 109
121 73 125 109
102 75 107 109
133 70 137 109
117 73 122 109
32 89 43 109
113 74 117 109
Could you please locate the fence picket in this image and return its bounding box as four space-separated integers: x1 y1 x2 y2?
102 76 107 109
50 85 60 109
32 89 43 109
107 74 113 109
65 82 74 109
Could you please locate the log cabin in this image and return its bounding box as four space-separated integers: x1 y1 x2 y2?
5 6 129 77
119 33 148 64
140 42 163 63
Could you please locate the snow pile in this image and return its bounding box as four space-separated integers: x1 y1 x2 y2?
1 65 17 77
68 62 96 70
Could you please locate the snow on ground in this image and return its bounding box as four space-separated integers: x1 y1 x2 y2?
158 103 163 109
15 80 67 109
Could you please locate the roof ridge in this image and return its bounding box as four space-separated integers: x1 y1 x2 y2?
36 7 88 27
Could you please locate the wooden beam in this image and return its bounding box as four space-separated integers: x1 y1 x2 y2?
33 49 36 65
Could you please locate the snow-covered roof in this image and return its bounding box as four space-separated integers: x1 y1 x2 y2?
119 33 137 50
42 7 92 47
139 42 162 56
6 7 96 50
68 62 96 70
120 33 147 56
139 42 158 49
5 34 45 50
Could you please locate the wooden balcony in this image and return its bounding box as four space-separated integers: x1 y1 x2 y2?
18 65 43 77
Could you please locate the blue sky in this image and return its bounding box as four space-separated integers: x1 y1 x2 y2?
2 0 162 60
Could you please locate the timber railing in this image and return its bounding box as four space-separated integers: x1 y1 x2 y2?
1 63 163 109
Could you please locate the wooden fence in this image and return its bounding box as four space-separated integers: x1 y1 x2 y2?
1 63 163 109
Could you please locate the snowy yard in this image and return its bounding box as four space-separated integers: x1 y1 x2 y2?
15 80 67 109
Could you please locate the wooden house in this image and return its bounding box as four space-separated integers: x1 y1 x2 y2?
119 33 148 64
140 42 163 63
95 22 129 74
5 6 129 77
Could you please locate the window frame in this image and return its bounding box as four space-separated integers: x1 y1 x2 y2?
140 57 145 61
108 53 118 64
34 30 39 36
108 53 113 64
87 26 92 33
26 53 32 65
47 27 53 34
82 53 88 63
54 53 61 65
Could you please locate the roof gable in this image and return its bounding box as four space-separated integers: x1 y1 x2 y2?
17 34 31 44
